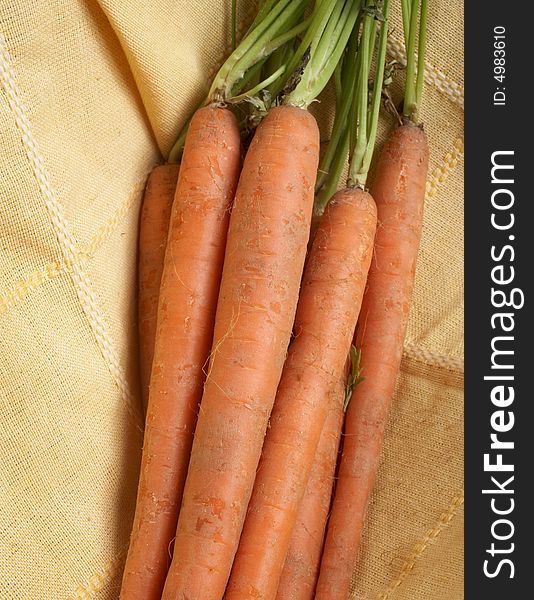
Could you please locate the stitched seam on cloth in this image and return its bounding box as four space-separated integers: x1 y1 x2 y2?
84 178 146 257
67 546 127 600
0 32 143 432
0 262 64 316
0 177 147 317
426 136 464 200
374 491 464 600
403 343 464 372
387 37 464 109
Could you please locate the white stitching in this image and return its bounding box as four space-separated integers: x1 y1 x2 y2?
0 32 143 432
403 342 464 373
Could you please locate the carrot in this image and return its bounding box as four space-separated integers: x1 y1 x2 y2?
315 120 428 600
315 2 429 596
120 105 241 600
225 187 376 600
276 378 345 600
124 3 320 596
160 1 361 596
137 164 180 413
161 103 319 600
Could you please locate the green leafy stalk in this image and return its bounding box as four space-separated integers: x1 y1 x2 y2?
366 11 378 71
260 0 308 96
315 125 350 213
208 0 308 102
311 5 368 215
316 15 360 191
315 50 358 195
358 0 390 181
334 60 344 106
347 0 389 187
402 0 420 121
168 0 308 161
226 64 286 104
220 0 307 97
232 59 267 97
401 0 411 49
414 0 428 120
347 41 362 160
265 42 295 97
286 0 362 108
310 1 347 81
264 17 310 57
314 62 344 202
248 0 277 34
269 0 341 100
348 9 371 185
401 0 428 123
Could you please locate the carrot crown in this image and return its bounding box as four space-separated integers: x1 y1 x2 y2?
402 0 428 124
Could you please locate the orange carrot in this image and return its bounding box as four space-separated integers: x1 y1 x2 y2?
315 123 429 599
276 377 345 600
225 188 376 600
120 106 241 600
138 164 180 413
161 105 319 600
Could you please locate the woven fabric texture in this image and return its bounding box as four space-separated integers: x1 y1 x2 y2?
0 1 464 598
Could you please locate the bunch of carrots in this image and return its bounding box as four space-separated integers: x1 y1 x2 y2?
124 0 429 599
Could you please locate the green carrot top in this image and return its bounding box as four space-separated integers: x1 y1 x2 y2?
168 0 309 162
282 0 362 109
402 0 428 124
169 0 369 163
314 0 390 213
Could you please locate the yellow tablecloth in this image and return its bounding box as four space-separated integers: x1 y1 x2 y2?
0 1 463 598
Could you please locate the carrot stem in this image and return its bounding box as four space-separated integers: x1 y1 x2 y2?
312 1 348 81
348 0 389 187
248 0 278 33
315 81 345 195
209 0 308 102
265 43 295 97
348 10 371 185
360 0 390 178
314 23 360 196
401 0 411 48
347 37 362 161
403 0 420 121
414 0 428 121
365 16 378 138
168 0 307 162
287 0 361 108
262 2 308 96
269 0 341 100
266 17 310 55
315 125 350 212
227 64 286 103
233 59 267 96
334 60 344 105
